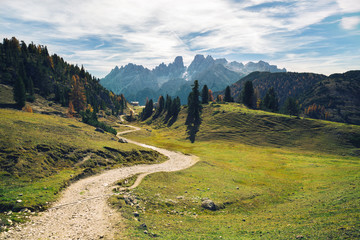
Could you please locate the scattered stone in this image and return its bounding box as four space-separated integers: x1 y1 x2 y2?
95 128 105 133
144 230 148 234
176 196 184 199
16 199 22 203
118 138 128 143
242 219 246 222
296 235 304 239
139 223 147 229
201 199 217 211
99 235 104 239
133 212 140 217
18 193 23 196
236 187 239 190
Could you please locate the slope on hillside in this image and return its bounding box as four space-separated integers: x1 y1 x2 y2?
301 70 360 125
0 109 165 230
117 103 360 239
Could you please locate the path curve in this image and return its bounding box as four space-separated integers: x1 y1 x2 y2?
1 124 198 240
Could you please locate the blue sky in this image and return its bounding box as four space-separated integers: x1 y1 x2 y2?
1 0 359 78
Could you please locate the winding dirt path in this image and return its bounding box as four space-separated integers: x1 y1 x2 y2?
1 124 198 240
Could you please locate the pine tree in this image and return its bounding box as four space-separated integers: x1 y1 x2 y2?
224 86 233 102
13 76 26 108
27 77 35 102
171 96 181 119
186 80 202 143
165 95 172 113
201 85 209 104
263 87 279 112
141 98 153 120
242 81 254 108
284 97 300 117
153 95 165 119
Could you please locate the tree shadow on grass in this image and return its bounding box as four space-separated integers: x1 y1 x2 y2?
186 124 200 143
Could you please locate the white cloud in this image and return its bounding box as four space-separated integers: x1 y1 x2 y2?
336 0 360 13
0 0 359 77
341 16 360 30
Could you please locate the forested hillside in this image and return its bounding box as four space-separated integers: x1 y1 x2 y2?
228 71 327 105
225 70 360 125
301 70 360 125
0 37 125 114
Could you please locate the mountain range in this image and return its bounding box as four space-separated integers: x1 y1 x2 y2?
100 55 286 104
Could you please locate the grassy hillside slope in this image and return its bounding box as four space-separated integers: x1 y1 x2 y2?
0 109 165 231
116 103 360 239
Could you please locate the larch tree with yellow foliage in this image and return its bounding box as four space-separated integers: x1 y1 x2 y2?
69 75 86 113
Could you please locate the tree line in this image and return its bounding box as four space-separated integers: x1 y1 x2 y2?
140 95 181 126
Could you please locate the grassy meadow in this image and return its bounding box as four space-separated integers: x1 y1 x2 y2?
115 103 360 239
0 108 165 231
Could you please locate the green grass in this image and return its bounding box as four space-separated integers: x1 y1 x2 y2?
0 109 166 231
115 103 360 239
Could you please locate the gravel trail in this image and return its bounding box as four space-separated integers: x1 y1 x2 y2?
1 125 198 239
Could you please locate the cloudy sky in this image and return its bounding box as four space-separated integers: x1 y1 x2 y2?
1 0 359 78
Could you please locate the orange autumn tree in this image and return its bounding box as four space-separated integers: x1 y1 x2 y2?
67 100 75 117
208 89 214 102
69 75 87 113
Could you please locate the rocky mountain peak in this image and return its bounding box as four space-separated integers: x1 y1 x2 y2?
173 56 184 68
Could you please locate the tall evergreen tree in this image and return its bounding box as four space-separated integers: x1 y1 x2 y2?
153 95 165 119
224 85 233 102
283 97 300 117
171 96 181 119
242 81 254 108
13 76 26 108
186 80 202 143
201 84 209 104
141 98 153 120
263 87 279 112
165 95 172 113
27 77 35 102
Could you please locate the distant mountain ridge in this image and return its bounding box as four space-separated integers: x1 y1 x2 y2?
100 55 286 104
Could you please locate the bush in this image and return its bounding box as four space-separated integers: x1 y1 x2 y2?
80 109 117 135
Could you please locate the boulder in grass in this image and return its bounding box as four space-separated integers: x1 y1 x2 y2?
95 128 105 133
201 199 217 211
118 138 128 143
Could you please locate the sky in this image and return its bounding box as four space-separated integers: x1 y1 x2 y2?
1 0 359 78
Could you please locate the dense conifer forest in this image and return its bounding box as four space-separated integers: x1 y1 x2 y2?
0 37 126 115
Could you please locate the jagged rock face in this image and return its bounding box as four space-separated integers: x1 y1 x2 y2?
100 55 286 105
